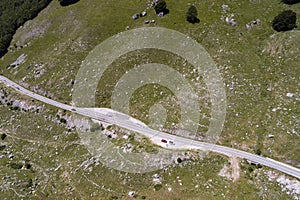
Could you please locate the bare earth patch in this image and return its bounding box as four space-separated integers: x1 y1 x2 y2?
230 156 240 182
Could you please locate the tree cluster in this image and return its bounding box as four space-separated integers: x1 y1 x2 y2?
0 0 52 58
282 0 300 5
58 0 80 7
272 10 297 32
186 5 200 24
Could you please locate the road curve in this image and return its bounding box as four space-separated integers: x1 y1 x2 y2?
0 75 299 179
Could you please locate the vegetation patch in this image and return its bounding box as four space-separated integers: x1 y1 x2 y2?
272 10 297 32
186 5 200 24
0 0 299 199
0 0 52 57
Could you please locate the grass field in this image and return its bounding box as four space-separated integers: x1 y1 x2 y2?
0 0 299 199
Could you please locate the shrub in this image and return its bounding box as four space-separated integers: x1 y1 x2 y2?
60 118 67 124
177 157 182 163
272 10 297 32
282 0 300 4
154 0 168 14
58 0 80 7
255 148 262 155
186 5 200 24
10 163 23 169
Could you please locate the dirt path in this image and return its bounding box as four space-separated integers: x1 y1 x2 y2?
230 156 240 182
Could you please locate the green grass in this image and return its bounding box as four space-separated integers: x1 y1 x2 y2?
0 0 299 199
95 48 211 132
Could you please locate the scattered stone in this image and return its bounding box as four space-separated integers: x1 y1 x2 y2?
103 129 117 139
152 174 162 184
158 12 164 17
122 143 133 153
128 191 135 197
153 174 160 179
66 79 75 86
7 54 26 69
266 172 300 198
222 4 229 12
218 164 231 180
225 16 237 26
132 13 139 20
53 135 59 140
150 0 159 7
246 19 261 29
272 107 281 112
141 11 147 17
253 19 261 24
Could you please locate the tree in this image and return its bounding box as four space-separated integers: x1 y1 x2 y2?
282 0 300 5
58 0 80 7
272 10 297 32
186 5 200 24
154 0 168 14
